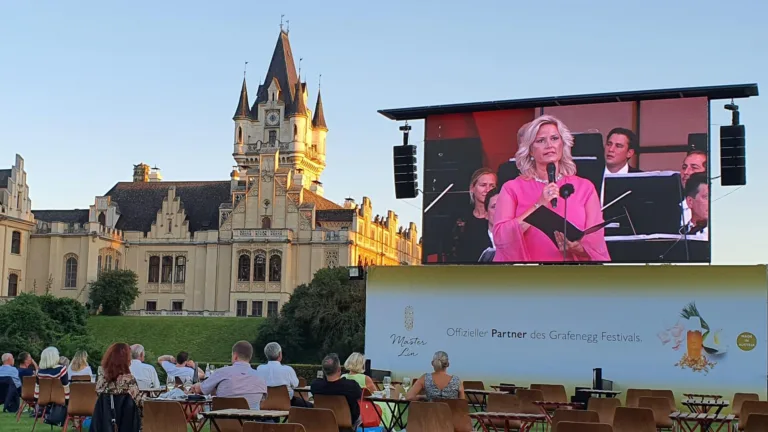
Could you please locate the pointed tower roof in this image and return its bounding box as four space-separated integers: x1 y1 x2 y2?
251 30 299 118
312 89 328 130
233 78 250 120
292 81 308 116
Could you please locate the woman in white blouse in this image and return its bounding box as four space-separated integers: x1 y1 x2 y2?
68 351 93 380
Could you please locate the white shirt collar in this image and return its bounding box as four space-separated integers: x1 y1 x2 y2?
604 163 629 175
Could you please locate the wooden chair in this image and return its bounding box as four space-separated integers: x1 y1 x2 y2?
530 384 568 403
649 389 676 412
638 397 674 430
143 400 188 432
63 382 97 431
287 407 338 432
612 407 656 432
243 422 307 432
587 397 621 425
486 393 522 430
435 398 473 432
298 377 307 388
71 375 92 382
15 375 35 422
516 389 546 414
313 394 354 429
744 413 768 432
552 408 599 432
406 401 454 432
557 421 614 432
262 385 292 411
32 378 66 432
212 397 250 432
624 389 652 408
739 401 768 431
733 393 760 418
463 380 485 390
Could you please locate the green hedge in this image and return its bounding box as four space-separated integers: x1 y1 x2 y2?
204 362 321 383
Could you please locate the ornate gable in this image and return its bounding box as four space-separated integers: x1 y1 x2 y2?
148 186 190 239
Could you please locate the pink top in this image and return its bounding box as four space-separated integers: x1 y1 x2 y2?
492 175 610 262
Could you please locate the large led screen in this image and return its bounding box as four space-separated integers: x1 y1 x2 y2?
422 97 710 264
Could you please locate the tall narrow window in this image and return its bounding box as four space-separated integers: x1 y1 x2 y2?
293 124 298 140
161 256 173 283
236 301 247 317
167 219 173 234
98 213 106 226
238 254 251 282
267 301 278 317
97 256 102 277
175 256 186 283
65 257 78 288
237 127 243 144
8 273 18 297
148 256 160 283
269 130 277 144
269 254 282 282
261 217 271 229
106 255 113 271
254 254 266 282
10 231 21 254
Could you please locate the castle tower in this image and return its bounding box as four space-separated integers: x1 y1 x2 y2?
133 163 150 182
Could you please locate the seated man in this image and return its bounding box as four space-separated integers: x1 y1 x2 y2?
0 353 20 389
157 351 196 382
191 341 266 409
16 352 37 381
256 342 311 407
130 344 160 390
310 354 362 429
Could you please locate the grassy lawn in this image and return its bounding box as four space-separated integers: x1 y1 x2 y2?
88 316 264 362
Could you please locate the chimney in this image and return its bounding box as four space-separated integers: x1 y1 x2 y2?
133 163 150 182
148 166 163 182
344 197 356 209
293 169 305 189
310 180 324 196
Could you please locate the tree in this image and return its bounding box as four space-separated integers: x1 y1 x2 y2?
88 269 140 316
254 267 365 364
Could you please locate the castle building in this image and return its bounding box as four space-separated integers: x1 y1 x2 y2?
1 30 421 315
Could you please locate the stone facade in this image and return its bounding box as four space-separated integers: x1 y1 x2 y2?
3 30 421 315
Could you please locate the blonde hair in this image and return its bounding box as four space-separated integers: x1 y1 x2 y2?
515 115 577 178
431 351 450 372
71 351 88 372
468 168 497 204
40 346 61 370
344 352 366 374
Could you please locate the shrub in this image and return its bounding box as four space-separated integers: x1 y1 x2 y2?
88 270 140 316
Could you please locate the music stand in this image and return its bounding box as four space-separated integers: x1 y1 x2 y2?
603 171 683 236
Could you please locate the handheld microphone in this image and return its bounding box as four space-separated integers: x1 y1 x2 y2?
546 163 557 208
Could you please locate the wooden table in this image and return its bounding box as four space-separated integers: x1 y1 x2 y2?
533 401 582 424
684 393 724 402
471 412 547 432
140 387 167 398
149 397 213 432
670 412 736 432
682 399 730 415
365 396 410 432
490 385 528 394
576 389 622 398
201 409 289 432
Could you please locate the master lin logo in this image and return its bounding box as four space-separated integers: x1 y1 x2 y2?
404 306 414 331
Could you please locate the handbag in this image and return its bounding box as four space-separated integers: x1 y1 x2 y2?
43 403 67 426
358 393 382 428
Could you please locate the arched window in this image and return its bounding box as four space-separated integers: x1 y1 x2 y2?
269 254 282 282
175 256 186 283
148 256 160 283
106 255 113 271
10 231 21 254
167 219 173 234
254 253 266 282
161 256 173 283
238 254 251 282
97 256 102 276
268 130 277 144
98 212 106 226
293 124 298 140
7 274 18 297
261 217 271 229
65 256 78 288
237 126 243 144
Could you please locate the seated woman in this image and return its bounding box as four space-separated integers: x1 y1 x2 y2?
35 346 70 404
68 351 93 381
92 343 143 431
342 353 392 426
405 351 465 401
493 115 610 262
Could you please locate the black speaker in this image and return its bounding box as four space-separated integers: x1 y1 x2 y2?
720 125 746 186
394 145 418 199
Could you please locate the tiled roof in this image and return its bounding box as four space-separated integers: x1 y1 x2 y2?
302 189 341 210
312 90 327 130
33 209 90 224
317 209 354 222
252 31 299 118
0 169 11 188
233 77 250 120
105 181 231 233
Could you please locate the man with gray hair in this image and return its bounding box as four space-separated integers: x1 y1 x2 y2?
0 353 21 388
255 342 308 406
310 353 362 428
129 344 160 390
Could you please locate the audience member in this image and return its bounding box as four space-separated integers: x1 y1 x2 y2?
310 353 362 428
255 342 310 407
129 344 160 390
35 346 70 403
406 351 465 401
157 351 196 381
16 352 37 380
58 356 70 368
96 343 144 419
192 341 267 409
68 351 93 380
0 353 20 388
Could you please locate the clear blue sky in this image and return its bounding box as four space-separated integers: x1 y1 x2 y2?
1 0 766 264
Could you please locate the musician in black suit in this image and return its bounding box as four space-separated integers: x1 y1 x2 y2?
599 127 642 203
681 172 708 237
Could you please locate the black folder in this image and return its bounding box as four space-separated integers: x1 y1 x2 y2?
524 206 620 247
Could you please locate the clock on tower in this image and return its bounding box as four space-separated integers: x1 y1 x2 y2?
266 110 280 126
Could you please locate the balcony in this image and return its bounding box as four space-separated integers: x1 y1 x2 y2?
124 310 233 317
311 230 349 243
233 229 293 243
